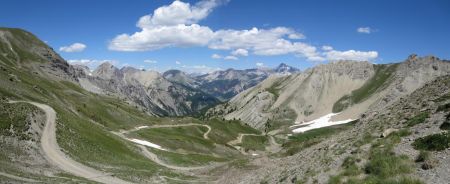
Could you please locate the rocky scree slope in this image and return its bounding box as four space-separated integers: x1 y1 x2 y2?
74 63 220 117
164 63 299 101
207 56 450 130
217 74 450 184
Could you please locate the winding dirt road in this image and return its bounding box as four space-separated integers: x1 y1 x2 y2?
122 123 212 139
117 123 218 171
227 133 261 145
0 171 40 183
11 101 132 184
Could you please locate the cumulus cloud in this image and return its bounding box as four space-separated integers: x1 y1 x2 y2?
288 33 305 39
109 0 225 51
324 49 378 61
357 27 372 34
175 61 181 65
109 24 214 51
224 55 238 60
108 0 378 62
231 48 248 56
59 43 86 52
137 0 224 28
256 62 264 67
211 54 222 59
144 59 157 64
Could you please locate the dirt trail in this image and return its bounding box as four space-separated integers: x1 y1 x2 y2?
0 171 40 183
227 133 261 145
227 133 282 154
137 145 214 171
122 123 212 139
116 124 220 171
10 101 132 184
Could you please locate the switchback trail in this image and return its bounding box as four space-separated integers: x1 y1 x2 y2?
121 123 212 139
116 123 219 171
10 101 132 184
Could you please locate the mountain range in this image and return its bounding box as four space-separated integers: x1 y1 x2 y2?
1 27 450 184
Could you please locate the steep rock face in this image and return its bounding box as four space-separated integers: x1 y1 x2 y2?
76 64 219 116
207 61 374 129
208 56 450 130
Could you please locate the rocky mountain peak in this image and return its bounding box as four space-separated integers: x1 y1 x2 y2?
274 63 299 75
93 62 122 80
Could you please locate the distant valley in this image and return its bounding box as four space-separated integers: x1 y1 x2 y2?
1 27 450 184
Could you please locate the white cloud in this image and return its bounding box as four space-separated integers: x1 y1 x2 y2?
211 54 222 59
67 59 118 69
137 0 223 28
256 62 264 67
144 59 157 64
109 24 214 51
175 61 181 65
322 45 333 51
224 55 238 60
288 33 305 39
324 49 378 61
357 27 372 34
231 48 248 56
59 43 86 52
108 0 378 62
109 0 225 51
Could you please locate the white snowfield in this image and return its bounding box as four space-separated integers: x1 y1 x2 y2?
290 113 354 133
128 138 166 151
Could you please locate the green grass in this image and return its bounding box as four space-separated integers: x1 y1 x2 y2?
282 121 357 156
151 148 228 167
437 103 450 112
205 118 260 145
440 120 450 130
129 126 216 154
412 132 450 151
238 135 268 151
0 100 39 140
364 150 412 178
416 150 431 162
406 112 429 127
333 64 398 113
329 127 421 184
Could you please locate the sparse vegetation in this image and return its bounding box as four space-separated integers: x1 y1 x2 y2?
413 132 450 151
282 121 356 156
333 64 398 113
238 135 268 151
415 150 430 162
329 128 421 184
406 112 429 127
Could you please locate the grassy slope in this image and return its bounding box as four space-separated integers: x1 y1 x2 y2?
0 28 184 181
238 135 269 151
281 121 357 156
332 64 398 113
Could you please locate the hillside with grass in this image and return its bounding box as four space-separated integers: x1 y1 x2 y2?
1 27 450 184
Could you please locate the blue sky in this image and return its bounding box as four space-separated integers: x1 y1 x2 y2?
1 0 449 73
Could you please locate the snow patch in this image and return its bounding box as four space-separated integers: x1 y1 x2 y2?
251 153 259 156
290 113 354 133
128 138 166 151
